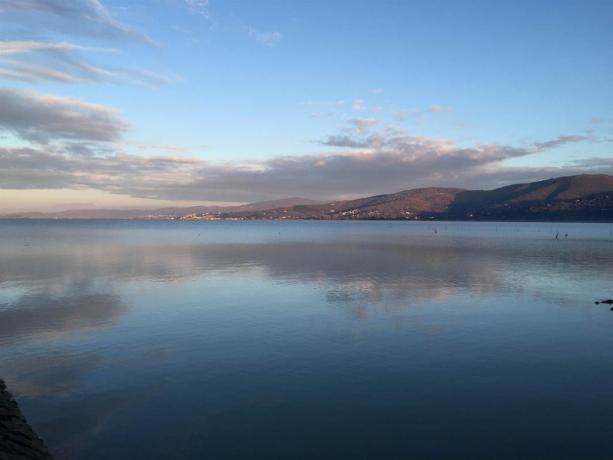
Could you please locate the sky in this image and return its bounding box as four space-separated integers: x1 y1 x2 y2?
0 0 612 212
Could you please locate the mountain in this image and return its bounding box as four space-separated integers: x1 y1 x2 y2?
230 197 319 213
221 175 613 221
224 188 465 220
443 174 613 221
3 175 613 221
1 197 318 219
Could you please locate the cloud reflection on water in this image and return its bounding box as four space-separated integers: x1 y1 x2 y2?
0 292 125 345
1 232 611 346
2 222 613 459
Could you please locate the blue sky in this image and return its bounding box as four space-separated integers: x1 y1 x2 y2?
0 0 612 211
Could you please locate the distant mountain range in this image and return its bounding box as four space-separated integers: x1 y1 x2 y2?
1 197 318 220
4 175 613 221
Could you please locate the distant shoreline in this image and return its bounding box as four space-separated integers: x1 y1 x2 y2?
2 217 613 224
2 174 612 223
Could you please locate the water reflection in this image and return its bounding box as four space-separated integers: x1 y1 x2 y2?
1 233 612 348
0 292 124 345
3 236 611 317
3 352 105 397
27 386 151 460
1 221 613 459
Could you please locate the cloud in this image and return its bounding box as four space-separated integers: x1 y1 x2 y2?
0 121 603 204
369 88 383 95
0 0 153 44
0 60 90 82
0 40 100 54
351 99 365 111
428 104 451 113
160 138 604 201
0 56 117 83
570 156 613 168
131 68 180 87
0 40 118 84
248 28 283 46
532 135 590 150
0 88 128 143
348 118 378 133
0 292 125 344
0 102 602 203
0 145 200 192
0 40 176 85
321 135 369 149
134 143 189 155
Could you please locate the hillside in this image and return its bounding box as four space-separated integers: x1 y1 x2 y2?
226 188 465 220
442 175 613 220
3 175 613 222
222 175 613 221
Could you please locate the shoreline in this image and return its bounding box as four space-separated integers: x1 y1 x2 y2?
1 217 613 224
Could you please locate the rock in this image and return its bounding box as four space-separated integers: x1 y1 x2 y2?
0 379 53 459
597 299 613 305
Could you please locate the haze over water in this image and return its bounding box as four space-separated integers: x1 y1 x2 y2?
2 220 613 459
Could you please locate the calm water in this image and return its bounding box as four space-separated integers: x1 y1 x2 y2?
1 220 613 459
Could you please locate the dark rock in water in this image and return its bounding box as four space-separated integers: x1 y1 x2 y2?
0 379 53 459
595 299 613 305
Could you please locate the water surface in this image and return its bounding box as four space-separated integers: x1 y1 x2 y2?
1 220 613 459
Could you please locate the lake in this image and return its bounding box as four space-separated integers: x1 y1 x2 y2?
1 220 613 459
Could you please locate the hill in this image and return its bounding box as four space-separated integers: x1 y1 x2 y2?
222 175 613 221
3 175 613 222
443 175 613 221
